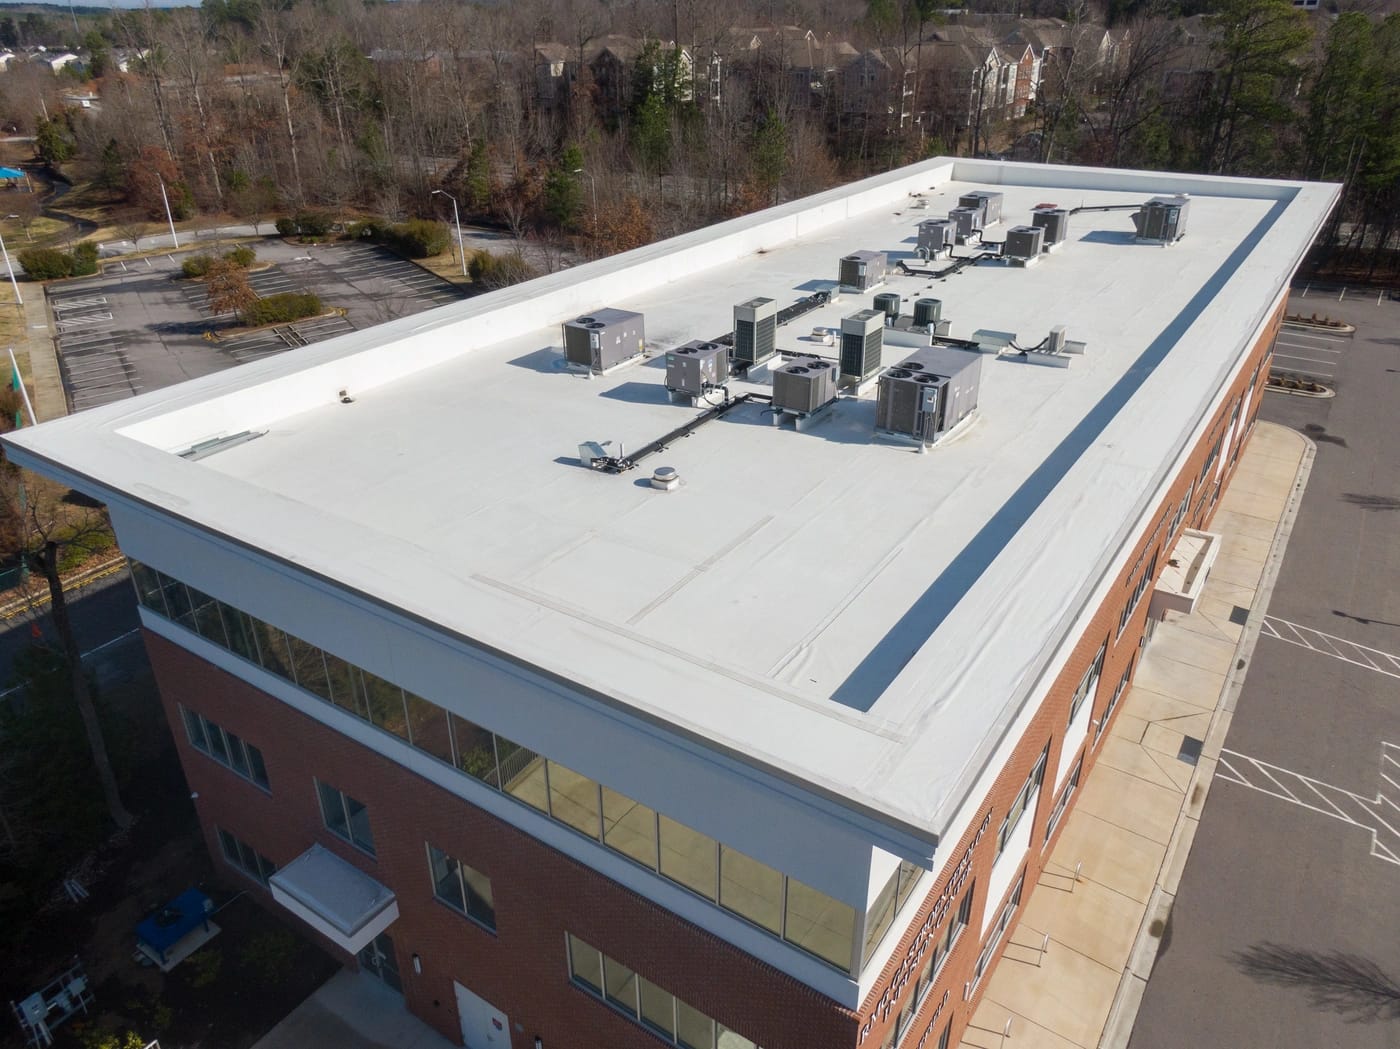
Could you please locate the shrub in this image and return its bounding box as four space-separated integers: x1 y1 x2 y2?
181 254 215 279
17 247 72 280
224 245 256 268
346 218 385 241
71 242 100 277
384 218 449 258
467 249 536 290
244 291 323 326
274 216 298 237
293 210 333 237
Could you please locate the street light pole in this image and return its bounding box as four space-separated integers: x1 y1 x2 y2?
570 168 598 228
0 230 22 307
432 189 466 278
158 177 180 249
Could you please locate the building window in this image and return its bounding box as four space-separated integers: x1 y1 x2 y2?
1068 645 1105 726
1168 482 1194 539
898 883 973 1043
972 874 1023 989
1046 759 1082 840
566 933 760 1049
218 827 277 886
131 560 858 975
1118 549 1159 637
1095 661 1134 744
863 859 924 966
181 706 270 791
426 843 495 931
316 780 375 856
996 745 1048 859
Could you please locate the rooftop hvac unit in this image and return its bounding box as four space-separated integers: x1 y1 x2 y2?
958 190 1004 226
1031 206 1070 246
1132 195 1190 243
665 340 729 397
913 298 942 329
771 358 838 415
840 309 885 382
733 297 778 367
948 206 983 241
1004 225 1046 262
562 308 646 373
873 292 902 322
875 346 982 444
917 219 956 255
876 368 946 443
839 250 888 291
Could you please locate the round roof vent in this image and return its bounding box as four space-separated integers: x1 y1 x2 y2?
888 368 913 379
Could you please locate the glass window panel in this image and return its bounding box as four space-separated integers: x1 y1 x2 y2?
404 691 454 764
429 844 465 912
784 877 856 971
363 673 410 741
659 816 718 900
286 635 332 700
247 744 269 789
602 785 658 869
218 828 239 865
676 1000 715 1049
863 869 899 965
895 995 916 1043
256 852 277 884
495 735 547 812
226 731 251 777
895 860 922 913
219 603 259 662
206 722 230 766
638 978 676 1039
324 652 368 720
451 715 500 787
718 1027 757 1049
719 846 783 934
568 934 603 994
187 587 227 647
182 707 209 752
161 576 193 625
130 561 166 614
253 620 293 679
346 794 375 854
236 838 257 874
545 761 602 839
318 781 349 839
462 863 495 930
603 955 638 1016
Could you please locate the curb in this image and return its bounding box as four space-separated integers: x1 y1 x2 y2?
1097 424 1317 1049
0 556 129 621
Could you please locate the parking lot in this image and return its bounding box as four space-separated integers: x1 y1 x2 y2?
1270 319 1349 383
49 239 468 413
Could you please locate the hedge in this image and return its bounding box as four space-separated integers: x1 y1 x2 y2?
244 291 323 326
467 249 536 289
181 254 215 278
225 245 256 268
18 245 100 280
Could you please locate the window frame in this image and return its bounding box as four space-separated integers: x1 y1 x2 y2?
316 779 376 857
425 842 496 933
180 705 270 792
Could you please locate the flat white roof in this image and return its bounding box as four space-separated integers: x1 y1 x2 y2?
7 160 1336 843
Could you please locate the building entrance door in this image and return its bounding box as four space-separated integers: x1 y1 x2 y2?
358 931 402 993
454 981 510 1049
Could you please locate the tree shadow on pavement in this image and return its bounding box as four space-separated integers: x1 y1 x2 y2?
1232 942 1400 1022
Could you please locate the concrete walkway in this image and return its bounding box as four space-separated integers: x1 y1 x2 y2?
252 969 458 1049
959 422 1313 1049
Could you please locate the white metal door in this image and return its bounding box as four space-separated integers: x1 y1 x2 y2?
453 981 510 1049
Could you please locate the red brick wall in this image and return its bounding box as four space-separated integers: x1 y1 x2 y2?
150 632 859 1049
852 296 1284 1049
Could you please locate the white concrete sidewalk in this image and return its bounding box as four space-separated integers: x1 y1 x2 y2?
252 970 458 1049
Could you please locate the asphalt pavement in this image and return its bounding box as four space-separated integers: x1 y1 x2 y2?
1128 291 1400 1047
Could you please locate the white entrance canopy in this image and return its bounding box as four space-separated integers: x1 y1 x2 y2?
270 843 399 955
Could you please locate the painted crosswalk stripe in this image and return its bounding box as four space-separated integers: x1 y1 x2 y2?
1259 616 1400 678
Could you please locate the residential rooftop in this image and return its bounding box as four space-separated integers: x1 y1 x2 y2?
6 159 1336 845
